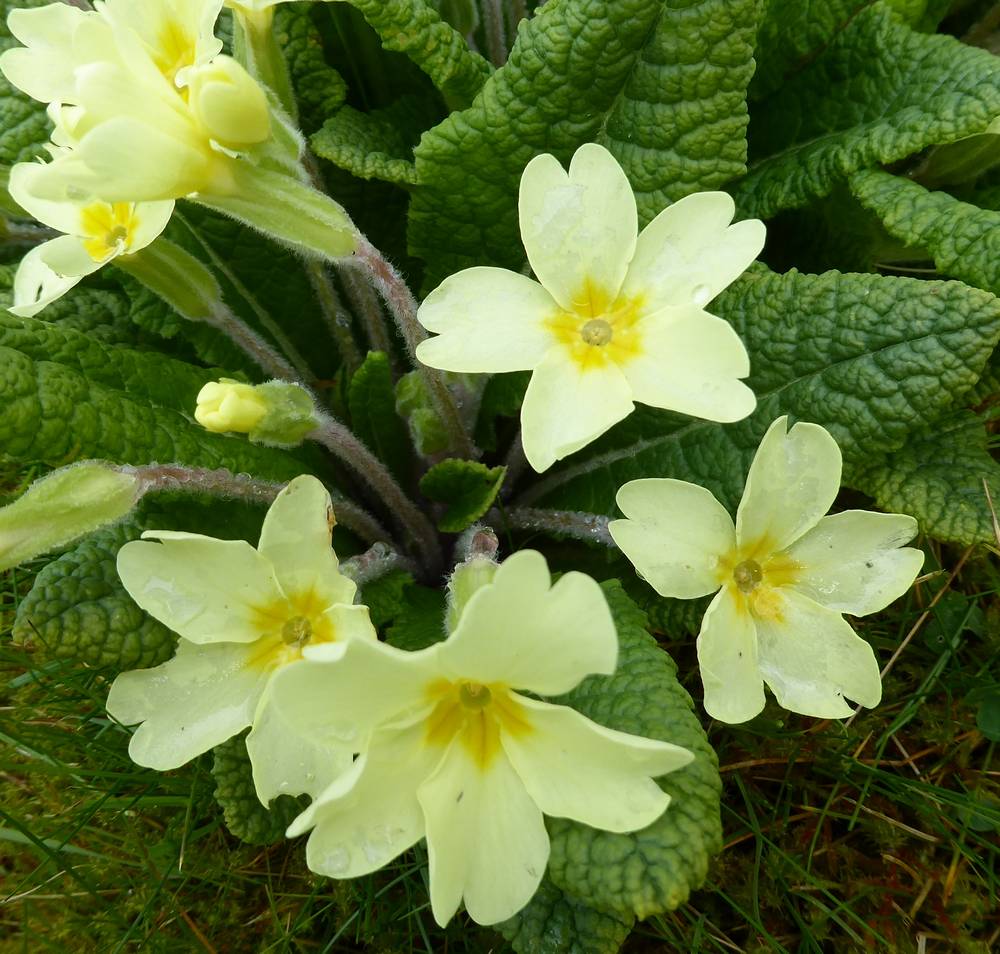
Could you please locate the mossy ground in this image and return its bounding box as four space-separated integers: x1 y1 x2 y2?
2 472 998 952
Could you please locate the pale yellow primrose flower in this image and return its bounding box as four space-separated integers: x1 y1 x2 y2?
415 143 765 472
106 476 376 805
6 162 173 317
268 550 693 927
0 0 270 204
610 417 924 724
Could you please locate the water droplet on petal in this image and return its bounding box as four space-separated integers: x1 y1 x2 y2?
322 847 350 875
692 284 712 307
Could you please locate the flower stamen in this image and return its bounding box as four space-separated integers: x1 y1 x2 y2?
733 558 763 593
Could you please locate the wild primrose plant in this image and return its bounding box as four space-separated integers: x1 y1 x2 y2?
1 0 998 949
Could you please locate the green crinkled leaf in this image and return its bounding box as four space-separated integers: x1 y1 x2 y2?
410 0 759 285
851 411 1000 545
736 3 1000 220
212 732 307 845
0 344 314 481
0 312 223 413
419 458 506 533
598 0 759 226
0 266 139 345
475 371 529 452
349 351 414 483
545 582 720 918
524 268 1000 517
275 3 348 134
850 168 1000 293
312 100 429 186
0 0 51 165
344 0 491 107
11 521 176 670
497 876 634 954
359 569 415 630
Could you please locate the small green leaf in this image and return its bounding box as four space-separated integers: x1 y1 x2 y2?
211 732 307 845
359 569 415 630
497 876 635 954
396 371 450 456
348 351 414 483
419 458 506 533
545 582 721 918
736 4 1000 220
12 521 176 671
384 584 447 652
343 0 491 107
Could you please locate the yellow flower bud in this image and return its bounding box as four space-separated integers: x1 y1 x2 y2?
187 55 271 153
195 380 269 433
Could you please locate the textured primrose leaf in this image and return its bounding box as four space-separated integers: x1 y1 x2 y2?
0 344 314 481
751 0 950 100
850 168 1000 293
348 351 414 483
274 3 348 134
851 411 1000 546
0 266 139 345
12 521 176 670
311 101 429 186
497 876 635 954
359 569 415 630
544 582 720 918
524 268 1000 517
212 732 308 845
0 0 51 165
0 312 223 413
410 0 760 286
736 3 1000 220
419 458 506 533
384 583 447 652
598 0 759 226
343 0 491 107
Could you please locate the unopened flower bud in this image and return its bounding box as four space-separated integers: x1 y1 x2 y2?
187 55 271 152
0 462 141 571
194 379 318 447
195 379 269 433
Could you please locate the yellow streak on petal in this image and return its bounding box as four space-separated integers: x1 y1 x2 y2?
244 587 337 671
422 681 534 770
155 18 198 88
80 202 138 262
544 277 647 371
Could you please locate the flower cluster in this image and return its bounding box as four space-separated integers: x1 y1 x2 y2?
0 0 928 931
1 0 354 317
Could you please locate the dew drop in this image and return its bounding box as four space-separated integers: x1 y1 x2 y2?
692 283 712 307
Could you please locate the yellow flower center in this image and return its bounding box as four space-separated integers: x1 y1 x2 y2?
248 588 335 669
424 679 533 770
718 544 801 622
546 278 646 371
80 202 139 262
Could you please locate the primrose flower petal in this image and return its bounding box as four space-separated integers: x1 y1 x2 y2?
736 416 843 554
518 144 637 313
8 244 83 318
500 695 693 832
417 143 763 471
613 416 923 722
520 347 634 473
274 549 691 926
292 719 436 877
620 308 756 423
414 267 556 373
785 511 924 616
439 549 617 696
754 588 883 718
118 533 283 644
610 478 736 599
108 476 376 778
420 736 549 927
622 191 766 309
107 639 270 770
697 589 766 723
